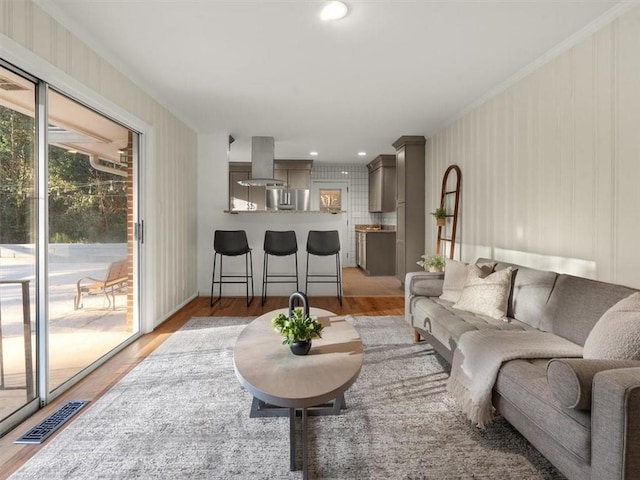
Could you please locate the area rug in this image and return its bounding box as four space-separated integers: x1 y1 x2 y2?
10 316 563 479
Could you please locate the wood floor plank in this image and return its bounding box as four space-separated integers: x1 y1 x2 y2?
0 273 403 479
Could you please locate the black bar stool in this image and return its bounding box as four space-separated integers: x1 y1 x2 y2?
305 230 342 305
261 230 299 305
210 230 254 307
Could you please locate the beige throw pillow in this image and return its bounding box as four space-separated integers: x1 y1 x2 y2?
440 259 495 303
439 259 469 302
453 266 513 319
583 292 640 360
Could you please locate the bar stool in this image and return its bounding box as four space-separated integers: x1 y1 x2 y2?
305 230 342 305
210 230 254 307
261 230 299 305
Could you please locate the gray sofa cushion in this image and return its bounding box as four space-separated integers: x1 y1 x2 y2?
547 358 640 410
486 260 557 329
495 358 592 464
539 274 637 346
412 297 532 354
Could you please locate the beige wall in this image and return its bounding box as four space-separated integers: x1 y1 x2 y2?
426 6 640 289
1 0 198 328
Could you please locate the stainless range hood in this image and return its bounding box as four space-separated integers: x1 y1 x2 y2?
237 136 286 187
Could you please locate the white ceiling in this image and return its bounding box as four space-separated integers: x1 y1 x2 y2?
39 0 622 164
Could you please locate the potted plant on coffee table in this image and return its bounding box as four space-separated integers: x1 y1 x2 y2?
271 294 324 355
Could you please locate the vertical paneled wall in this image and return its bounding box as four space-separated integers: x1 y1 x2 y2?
1 0 199 328
426 6 640 288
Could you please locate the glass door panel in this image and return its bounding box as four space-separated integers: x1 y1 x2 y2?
0 66 37 422
47 90 138 392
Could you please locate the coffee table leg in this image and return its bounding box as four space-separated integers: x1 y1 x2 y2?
290 407 296 471
302 407 308 480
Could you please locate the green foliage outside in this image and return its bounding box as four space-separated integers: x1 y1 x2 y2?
0 104 127 244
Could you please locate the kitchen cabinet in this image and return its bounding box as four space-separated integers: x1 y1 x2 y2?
356 231 366 270
367 155 396 212
393 136 425 285
228 162 266 211
274 160 312 189
356 230 396 276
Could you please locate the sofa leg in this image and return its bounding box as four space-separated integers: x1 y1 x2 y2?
413 330 421 343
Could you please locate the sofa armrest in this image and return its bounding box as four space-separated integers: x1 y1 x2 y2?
404 272 444 332
591 367 640 479
405 271 445 297
546 359 640 410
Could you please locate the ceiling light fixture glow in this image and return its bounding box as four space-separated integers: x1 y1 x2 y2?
358 151 366 156
310 151 319 156
320 1 348 21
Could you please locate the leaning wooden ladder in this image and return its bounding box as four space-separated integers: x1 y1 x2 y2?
436 165 461 259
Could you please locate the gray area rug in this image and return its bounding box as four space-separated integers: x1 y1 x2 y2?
10 316 564 479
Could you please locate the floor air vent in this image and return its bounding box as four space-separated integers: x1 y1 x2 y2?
14 400 88 444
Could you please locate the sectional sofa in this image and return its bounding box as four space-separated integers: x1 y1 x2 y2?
404 258 640 479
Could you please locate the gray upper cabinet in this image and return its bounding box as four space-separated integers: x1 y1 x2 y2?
393 136 425 285
367 154 396 212
274 160 312 189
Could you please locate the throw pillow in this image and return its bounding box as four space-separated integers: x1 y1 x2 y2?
440 260 494 303
439 259 468 302
547 358 640 410
453 266 513 319
583 292 640 360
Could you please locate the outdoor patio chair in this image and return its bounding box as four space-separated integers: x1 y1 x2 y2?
74 259 128 310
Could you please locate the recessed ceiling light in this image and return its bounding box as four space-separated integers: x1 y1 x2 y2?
341 171 349 175
310 151 319 156
358 152 366 156
320 1 348 21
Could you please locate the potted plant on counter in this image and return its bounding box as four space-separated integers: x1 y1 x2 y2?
417 254 446 273
431 207 447 226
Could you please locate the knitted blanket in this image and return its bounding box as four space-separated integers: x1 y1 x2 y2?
447 329 583 428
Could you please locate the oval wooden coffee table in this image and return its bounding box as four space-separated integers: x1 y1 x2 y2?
233 307 363 480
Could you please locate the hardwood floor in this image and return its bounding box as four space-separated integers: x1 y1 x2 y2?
342 267 403 296
0 270 403 479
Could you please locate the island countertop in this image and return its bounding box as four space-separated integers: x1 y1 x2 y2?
354 224 396 233
224 210 346 214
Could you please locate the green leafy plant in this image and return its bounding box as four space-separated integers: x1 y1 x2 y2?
417 254 446 272
430 206 447 220
271 308 324 345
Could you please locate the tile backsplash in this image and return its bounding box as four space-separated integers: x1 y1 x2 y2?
312 164 397 266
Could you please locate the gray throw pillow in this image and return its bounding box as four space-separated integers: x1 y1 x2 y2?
547 358 640 410
583 292 640 360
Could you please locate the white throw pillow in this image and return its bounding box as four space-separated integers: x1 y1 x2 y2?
439 259 469 302
583 292 640 360
453 266 513 319
440 259 495 303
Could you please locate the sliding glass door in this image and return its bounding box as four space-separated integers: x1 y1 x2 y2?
0 65 37 425
46 90 138 394
0 61 141 434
